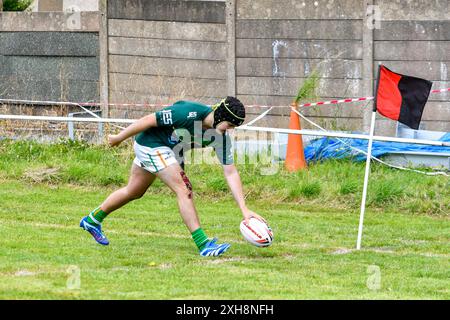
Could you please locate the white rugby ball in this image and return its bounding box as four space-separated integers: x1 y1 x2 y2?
240 217 273 247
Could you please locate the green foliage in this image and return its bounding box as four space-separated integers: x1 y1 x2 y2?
289 179 322 199
3 0 32 11
0 139 132 186
207 177 228 192
300 180 322 198
370 180 405 205
294 69 320 104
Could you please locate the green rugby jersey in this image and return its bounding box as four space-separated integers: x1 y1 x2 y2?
135 100 234 165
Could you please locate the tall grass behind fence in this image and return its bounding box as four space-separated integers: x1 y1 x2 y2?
0 139 448 216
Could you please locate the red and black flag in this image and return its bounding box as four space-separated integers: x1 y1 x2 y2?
375 65 432 130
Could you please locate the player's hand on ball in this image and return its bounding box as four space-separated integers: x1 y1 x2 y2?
108 134 122 147
242 208 266 225
240 215 273 247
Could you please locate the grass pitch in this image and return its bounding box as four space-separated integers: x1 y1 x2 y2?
0 139 448 299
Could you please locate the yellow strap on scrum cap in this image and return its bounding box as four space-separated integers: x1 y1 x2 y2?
212 98 245 120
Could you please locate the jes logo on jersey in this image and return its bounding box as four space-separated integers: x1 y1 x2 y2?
162 110 173 125
187 112 197 119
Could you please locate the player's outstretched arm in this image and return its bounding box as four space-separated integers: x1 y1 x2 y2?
222 164 266 224
108 113 157 147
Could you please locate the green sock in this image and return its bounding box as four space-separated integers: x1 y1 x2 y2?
86 207 108 225
191 228 209 251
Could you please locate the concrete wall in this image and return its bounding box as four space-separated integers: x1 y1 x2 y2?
1 0 449 136
33 0 99 12
236 0 449 134
0 11 100 102
105 0 372 132
107 0 228 119
373 0 450 134
235 0 365 131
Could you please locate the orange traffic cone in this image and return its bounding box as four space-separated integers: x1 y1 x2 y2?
285 103 307 172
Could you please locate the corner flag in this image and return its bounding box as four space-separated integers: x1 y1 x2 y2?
375 65 432 130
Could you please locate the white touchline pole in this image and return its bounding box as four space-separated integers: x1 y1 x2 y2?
236 126 450 147
1 114 449 147
356 111 377 250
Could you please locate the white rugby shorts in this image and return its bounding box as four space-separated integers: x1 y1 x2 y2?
133 141 179 173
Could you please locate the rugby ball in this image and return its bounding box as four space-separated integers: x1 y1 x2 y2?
240 217 273 247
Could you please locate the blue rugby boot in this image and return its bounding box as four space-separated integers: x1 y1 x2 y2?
199 238 231 257
79 216 109 246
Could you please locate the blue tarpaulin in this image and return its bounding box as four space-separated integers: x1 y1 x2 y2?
304 132 450 163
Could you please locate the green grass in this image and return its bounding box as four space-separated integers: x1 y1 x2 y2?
0 140 449 299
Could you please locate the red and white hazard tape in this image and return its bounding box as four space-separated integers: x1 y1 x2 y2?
431 88 450 94
298 97 373 108
0 87 449 110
